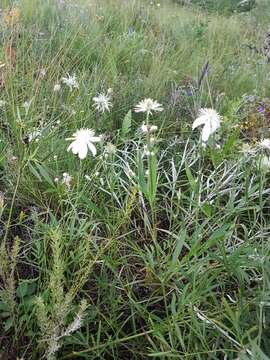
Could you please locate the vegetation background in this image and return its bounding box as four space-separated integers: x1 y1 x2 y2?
1 0 270 359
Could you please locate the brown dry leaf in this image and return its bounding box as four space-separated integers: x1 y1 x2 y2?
0 73 5 89
5 41 16 64
0 62 5 88
3 7 21 26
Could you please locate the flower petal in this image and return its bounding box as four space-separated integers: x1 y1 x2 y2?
78 144 88 159
90 136 101 143
192 116 206 130
201 122 211 142
88 142 97 157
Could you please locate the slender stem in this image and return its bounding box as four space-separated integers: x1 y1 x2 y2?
3 166 22 246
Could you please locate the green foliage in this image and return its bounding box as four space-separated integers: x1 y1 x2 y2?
173 0 257 14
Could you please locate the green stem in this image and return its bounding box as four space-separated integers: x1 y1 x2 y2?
3 166 22 246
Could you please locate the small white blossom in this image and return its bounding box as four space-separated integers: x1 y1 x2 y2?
0 100 6 107
241 143 256 156
28 129 41 143
104 142 116 155
140 123 158 134
62 172 72 189
93 91 112 113
66 129 101 159
53 83 61 92
39 68 46 77
135 98 163 116
192 108 221 143
259 138 270 151
62 73 79 91
23 100 32 112
143 145 150 157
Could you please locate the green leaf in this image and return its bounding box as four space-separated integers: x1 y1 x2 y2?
16 281 36 299
16 281 29 298
121 110 132 137
35 163 54 186
137 151 148 199
172 230 186 265
4 317 13 331
0 302 9 312
201 202 213 217
185 162 198 193
28 163 42 182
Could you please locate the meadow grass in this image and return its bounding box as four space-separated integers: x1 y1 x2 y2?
1 0 270 359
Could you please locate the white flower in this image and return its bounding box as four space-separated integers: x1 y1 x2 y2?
104 142 116 155
28 129 42 142
241 143 256 156
0 100 6 107
39 68 46 77
61 74 79 91
62 172 72 189
23 100 32 112
192 108 221 143
66 128 101 159
53 83 61 92
92 91 112 113
134 98 163 116
140 123 158 134
143 145 151 157
259 138 270 151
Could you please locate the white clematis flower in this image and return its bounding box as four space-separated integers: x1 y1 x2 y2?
192 108 221 143
92 91 112 113
259 138 270 151
62 73 79 91
66 128 101 159
134 98 163 116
